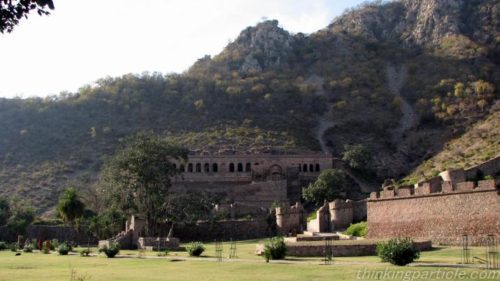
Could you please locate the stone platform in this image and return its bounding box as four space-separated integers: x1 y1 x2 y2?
285 239 432 257
285 232 340 243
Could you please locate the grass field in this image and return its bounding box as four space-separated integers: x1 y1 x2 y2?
0 241 498 281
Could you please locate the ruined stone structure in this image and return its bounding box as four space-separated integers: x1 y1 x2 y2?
275 202 307 236
306 199 367 233
172 151 334 207
368 157 500 245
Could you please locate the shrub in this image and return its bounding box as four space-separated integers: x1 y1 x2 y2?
57 243 70 255
80 248 91 257
51 239 59 250
345 221 367 237
99 243 120 258
186 242 205 257
23 244 34 253
10 243 18 252
0 241 7 251
377 238 420 266
263 236 287 261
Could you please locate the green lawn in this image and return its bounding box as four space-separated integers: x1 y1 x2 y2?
0 241 497 281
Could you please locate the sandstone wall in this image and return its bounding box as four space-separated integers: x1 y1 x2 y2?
0 225 97 245
368 181 499 245
276 203 306 235
173 219 272 242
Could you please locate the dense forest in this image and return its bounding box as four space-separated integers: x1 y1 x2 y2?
0 0 498 214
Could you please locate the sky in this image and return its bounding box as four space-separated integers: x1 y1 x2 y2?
0 0 366 98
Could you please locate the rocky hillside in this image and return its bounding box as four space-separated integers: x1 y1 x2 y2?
0 0 498 212
404 101 500 183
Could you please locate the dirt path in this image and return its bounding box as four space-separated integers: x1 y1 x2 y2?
315 118 335 153
385 64 417 145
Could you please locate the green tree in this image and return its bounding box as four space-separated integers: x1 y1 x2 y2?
162 191 217 235
56 187 85 226
0 0 54 33
101 133 188 236
89 208 126 240
7 200 35 235
342 144 371 170
0 198 10 225
302 169 347 206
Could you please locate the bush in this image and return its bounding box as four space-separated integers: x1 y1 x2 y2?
0 241 7 250
345 221 367 237
23 244 34 253
99 243 120 258
263 236 287 261
51 239 59 250
57 243 70 255
186 242 205 257
80 248 92 257
10 243 18 252
376 238 420 266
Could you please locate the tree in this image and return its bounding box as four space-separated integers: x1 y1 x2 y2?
162 191 217 235
56 187 85 226
0 198 10 225
302 169 347 206
0 0 54 33
101 133 188 236
7 200 35 235
342 144 371 170
89 208 126 240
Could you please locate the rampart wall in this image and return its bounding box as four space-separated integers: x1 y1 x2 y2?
368 179 499 245
0 225 97 245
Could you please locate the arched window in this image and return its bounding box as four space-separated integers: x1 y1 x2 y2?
237 163 243 172
303 164 308 172
173 163 177 170
309 164 314 172
245 163 251 172
315 164 320 172
298 164 302 172
229 163 235 172
204 163 210 173
196 163 201 173
188 163 193 173
212 163 218 173
180 164 185 172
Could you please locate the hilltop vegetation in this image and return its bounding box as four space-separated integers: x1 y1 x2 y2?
0 0 498 213
405 102 500 184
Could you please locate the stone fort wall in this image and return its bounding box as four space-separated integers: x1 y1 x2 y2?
368 183 499 245
368 157 500 245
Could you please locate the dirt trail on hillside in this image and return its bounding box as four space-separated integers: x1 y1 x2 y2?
385 64 417 146
310 74 375 192
315 118 335 153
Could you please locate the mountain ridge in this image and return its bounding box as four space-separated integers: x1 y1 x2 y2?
0 0 498 213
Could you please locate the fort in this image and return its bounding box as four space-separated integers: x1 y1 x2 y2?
171 150 335 207
367 156 500 245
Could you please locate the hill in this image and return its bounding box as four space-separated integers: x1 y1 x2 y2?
404 101 500 183
0 0 498 213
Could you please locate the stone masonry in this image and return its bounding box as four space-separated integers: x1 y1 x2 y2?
368 157 500 245
171 151 334 208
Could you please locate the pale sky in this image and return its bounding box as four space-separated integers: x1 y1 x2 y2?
0 0 366 98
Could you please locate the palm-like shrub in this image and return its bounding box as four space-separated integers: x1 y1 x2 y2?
186 242 205 257
99 243 120 258
57 243 70 255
